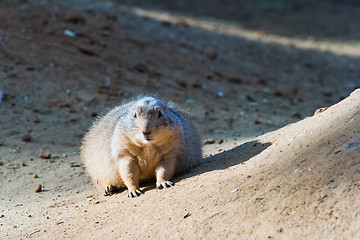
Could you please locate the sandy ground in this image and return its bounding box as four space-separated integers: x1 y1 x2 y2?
0 0 360 239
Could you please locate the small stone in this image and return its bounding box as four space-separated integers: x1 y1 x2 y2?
176 80 187 88
34 184 42 193
206 51 217 60
347 142 359 149
192 81 202 88
65 11 86 24
38 152 51 159
33 118 40 124
254 118 261 125
218 139 224 144
203 139 215 145
258 78 267 85
33 174 38 179
314 107 328 116
70 162 80 168
64 29 76 37
134 63 150 73
78 47 95 56
246 95 256 102
318 194 327 202
21 134 32 142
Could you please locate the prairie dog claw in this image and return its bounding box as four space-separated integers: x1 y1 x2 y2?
156 181 174 189
126 189 142 198
104 186 113 196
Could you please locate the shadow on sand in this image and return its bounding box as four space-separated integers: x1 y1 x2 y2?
183 140 271 178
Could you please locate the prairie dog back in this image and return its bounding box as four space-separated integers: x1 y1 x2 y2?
81 96 202 197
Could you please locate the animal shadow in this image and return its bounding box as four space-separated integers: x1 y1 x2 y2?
180 140 271 180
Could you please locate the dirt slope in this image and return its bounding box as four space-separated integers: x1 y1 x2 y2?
3 89 359 240
0 1 360 239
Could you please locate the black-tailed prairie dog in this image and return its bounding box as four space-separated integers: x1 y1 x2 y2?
81 96 202 197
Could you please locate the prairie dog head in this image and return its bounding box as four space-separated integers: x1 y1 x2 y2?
126 97 174 145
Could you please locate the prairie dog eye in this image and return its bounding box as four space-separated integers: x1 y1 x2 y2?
133 112 137 118
158 110 162 118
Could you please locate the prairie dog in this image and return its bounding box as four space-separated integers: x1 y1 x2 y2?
81 96 202 197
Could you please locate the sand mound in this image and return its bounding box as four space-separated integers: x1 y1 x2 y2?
205 88 360 239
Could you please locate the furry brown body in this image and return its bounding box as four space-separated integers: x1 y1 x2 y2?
81 96 202 197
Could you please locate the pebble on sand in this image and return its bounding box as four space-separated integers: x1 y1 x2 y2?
21 134 32 142
34 184 42 193
38 152 51 159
